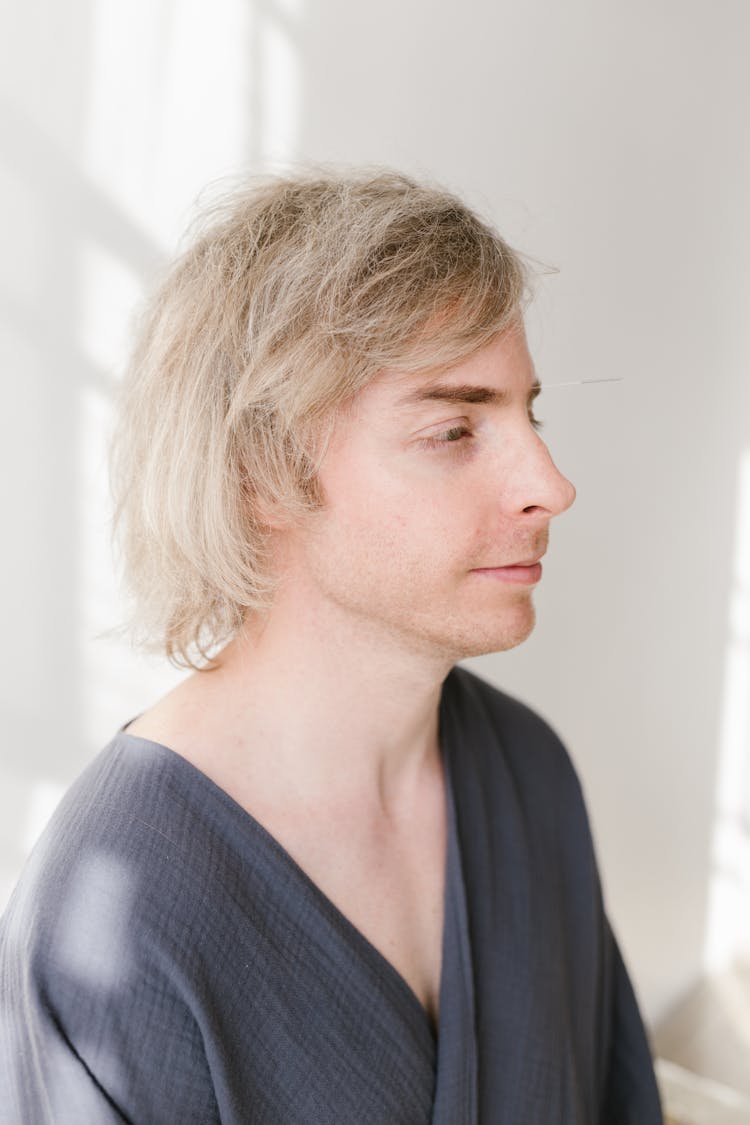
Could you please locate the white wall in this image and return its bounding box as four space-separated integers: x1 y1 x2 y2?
1 0 748 1033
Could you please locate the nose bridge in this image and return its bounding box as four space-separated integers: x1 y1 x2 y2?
509 429 576 517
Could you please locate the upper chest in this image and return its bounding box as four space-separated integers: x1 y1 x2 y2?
247 773 449 1027
125 711 449 1026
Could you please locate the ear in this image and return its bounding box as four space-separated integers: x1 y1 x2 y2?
255 503 290 533
247 489 290 533
241 464 320 534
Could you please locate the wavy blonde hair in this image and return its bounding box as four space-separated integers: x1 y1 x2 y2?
110 166 536 669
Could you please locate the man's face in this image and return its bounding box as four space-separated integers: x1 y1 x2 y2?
280 319 576 663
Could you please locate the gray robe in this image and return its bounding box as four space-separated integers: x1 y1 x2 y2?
0 665 664 1123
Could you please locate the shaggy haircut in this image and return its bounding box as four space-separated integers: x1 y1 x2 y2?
110 166 536 669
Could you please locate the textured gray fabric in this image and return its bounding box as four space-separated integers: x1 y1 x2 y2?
0 665 664 1123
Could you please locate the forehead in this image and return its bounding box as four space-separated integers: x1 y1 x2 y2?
368 324 540 413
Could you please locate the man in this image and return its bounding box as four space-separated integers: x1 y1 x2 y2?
0 168 664 1122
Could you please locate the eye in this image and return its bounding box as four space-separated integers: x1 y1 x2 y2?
418 425 473 450
529 410 544 432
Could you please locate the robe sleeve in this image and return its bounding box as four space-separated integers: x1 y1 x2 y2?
0 889 224 1125
0 828 220 1125
0 968 129 1125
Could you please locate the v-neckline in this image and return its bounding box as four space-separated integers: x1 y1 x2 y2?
116 676 459 1042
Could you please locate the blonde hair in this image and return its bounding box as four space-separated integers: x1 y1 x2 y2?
110 165 536 669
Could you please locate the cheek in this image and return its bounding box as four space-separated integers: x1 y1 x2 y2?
365 501 474 579
320 454 480 563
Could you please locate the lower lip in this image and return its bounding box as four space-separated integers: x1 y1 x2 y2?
471 563 543 585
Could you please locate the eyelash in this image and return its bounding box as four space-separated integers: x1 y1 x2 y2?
419 413 544 449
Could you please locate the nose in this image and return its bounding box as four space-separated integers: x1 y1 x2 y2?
513 435 576 520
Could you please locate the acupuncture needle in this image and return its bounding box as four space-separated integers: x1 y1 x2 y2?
541 377 623 388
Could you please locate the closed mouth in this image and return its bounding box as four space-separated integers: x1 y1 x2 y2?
476 556 544 569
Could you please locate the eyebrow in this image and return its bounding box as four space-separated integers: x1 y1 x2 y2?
395 379 542 409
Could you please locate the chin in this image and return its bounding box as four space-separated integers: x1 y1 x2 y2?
460 625 536 660
430 600 537 662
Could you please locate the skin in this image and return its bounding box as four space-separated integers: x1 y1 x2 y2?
125 316 576 1020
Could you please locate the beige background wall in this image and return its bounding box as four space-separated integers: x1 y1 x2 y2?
1 0 749 1034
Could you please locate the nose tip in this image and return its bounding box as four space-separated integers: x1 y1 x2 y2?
560 474 576 514
545 467 576 518
521 449 576 519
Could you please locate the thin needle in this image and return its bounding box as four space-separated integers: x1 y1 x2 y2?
542 377 624 388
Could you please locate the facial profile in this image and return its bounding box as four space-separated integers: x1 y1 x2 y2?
271 319 576 664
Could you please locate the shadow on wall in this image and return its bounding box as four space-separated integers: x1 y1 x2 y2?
0 93 164 904
0 0 305 906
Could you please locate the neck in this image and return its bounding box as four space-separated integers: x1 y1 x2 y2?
193 584 456 815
